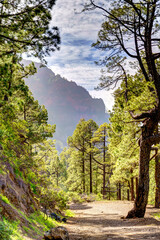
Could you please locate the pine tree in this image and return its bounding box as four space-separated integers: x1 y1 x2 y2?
85 0 160 218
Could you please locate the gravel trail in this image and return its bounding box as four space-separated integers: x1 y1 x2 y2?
66 201 160 240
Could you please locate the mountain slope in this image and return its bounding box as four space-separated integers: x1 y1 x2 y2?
24 61 109 150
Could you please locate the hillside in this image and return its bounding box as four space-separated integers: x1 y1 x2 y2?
24 61 109 150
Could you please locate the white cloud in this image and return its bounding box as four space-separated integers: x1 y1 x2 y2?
47 0 114 110
26 0 114 110
89 89 114 111
49 63 102 90
48 0 107 86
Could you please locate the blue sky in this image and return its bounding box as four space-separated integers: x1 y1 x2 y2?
44 0 115 111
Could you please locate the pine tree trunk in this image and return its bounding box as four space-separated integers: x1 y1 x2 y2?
136 177 138 198
82 149 85 193
89 152 92 193
118 183 121 200
126 139 151 218
103 164 106 198
127 181 130 201
117 184 119 200
130 173 135 201
155 154 160 208
103 128 106 198
108 182 110 200
95 167 98 194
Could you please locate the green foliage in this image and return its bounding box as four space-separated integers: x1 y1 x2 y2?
0 194 11 205
30 183 37 194
22 226 30 233
67 191 85 203
0 220 12 240
0 0 64 234
65 119 113 198
0 220 25 240
14 168 23 179
29 211 57 231
67 119 99 194
40 186 69 211
0 0 59 177
0 211 58 240
64 209 75 218
56 190 69 210
67 192 102 204
0 0 60 61
153 213 160 221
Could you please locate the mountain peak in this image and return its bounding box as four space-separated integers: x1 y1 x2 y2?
24 60 109 150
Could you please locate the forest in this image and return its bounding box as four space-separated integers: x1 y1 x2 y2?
0 0 160 239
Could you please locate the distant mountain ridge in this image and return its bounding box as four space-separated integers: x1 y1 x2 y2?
24 60 109 150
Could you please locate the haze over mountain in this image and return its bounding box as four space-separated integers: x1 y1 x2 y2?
24 61 109 150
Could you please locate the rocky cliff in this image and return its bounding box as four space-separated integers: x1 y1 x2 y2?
24 61 109 150
0 160 39 223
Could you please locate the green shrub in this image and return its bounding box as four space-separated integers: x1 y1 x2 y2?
64 209 75 217
56 190 69 209
67 192 103 203
154 213 160 220
81 193 103 202
29 211 57 231
30 182 37 194
67 192 84 203
14 167 23 178
0 194 11 204
22 225 30 233
0 221 12 240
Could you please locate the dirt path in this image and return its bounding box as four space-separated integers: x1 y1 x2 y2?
66 201 160 240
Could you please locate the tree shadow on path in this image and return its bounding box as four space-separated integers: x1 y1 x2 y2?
69 203 93 211
67 202 160 240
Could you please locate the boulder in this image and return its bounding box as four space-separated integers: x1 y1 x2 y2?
44 226 69 240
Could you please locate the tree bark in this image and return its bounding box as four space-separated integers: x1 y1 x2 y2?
126 138 151 218
130 169 135 201
127 181 130 201
118 183 121 200
108 182 110 200
126 115 160 218
82 148 85 193
89 151 92 193
102 129 106 199
135 177 138 199
155 154 160 208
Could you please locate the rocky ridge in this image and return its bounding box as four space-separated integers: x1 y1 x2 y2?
24 60 109 150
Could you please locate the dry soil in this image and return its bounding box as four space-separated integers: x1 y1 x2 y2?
66 201 160 240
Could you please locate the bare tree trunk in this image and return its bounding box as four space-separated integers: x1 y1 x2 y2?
127 140 151 218
130 170 135 201
117 184 119 200
118 183 121 200
95 166 98 194
102 131 106 199
135 177 138 199
127 181 130 201
102 164 106 199
82 149 85 193
155 154 160 208
89 151 92 193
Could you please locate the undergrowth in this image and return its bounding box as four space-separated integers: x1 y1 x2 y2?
0 211 61 240
0 219 24 240
153 212 160 220
0 193 11 204
0 191 74 239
